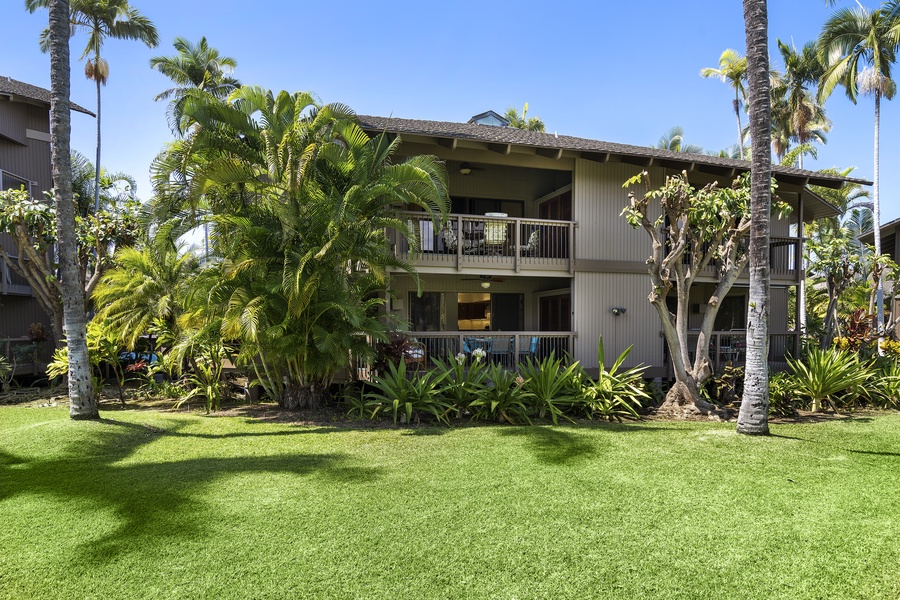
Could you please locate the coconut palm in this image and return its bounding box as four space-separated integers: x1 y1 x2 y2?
775 39 829 168
26 0 158 214
504 103 545 132
737 0 772 435
655 126 704 154
150 36 239 135
701 49 748 159
45 0 96 418
818 2 899 337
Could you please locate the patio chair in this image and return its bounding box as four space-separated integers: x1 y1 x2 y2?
404 341 427 372
441 225 483 254
518 229 540 255
519 336 539 362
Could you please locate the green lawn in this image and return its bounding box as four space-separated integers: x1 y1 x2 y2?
1 404 898 599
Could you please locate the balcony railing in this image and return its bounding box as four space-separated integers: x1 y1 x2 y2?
672 331 801 372
392 212 575 273
1 257 32 296
683 236 802 281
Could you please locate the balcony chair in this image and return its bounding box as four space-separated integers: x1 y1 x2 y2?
441 225 483 255
519 336 540 362
404 341 427 372
518 230 540 255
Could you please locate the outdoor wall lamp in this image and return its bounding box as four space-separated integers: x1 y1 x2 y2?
611 307 627 316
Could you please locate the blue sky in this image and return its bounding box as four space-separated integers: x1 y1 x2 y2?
2 1 897 223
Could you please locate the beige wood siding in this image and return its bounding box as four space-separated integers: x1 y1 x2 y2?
573 159 666 262
572 272 664 370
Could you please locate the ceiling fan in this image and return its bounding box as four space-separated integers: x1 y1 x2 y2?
458 162 484 176
462 275 506 288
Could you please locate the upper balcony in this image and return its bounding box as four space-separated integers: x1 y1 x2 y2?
391 211 576 275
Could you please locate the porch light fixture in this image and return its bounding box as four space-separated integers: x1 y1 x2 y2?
459 163 473 176
480 275 491 289
611 307 627 316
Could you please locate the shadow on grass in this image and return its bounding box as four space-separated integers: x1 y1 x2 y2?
498 426 596 465
0 416 381 563
771 432 900 458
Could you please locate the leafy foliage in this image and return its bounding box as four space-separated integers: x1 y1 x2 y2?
365 360 452 424
469 364 533 424
578 339 648 422
786 346 871 412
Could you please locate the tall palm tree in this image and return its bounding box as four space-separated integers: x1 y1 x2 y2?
26 0 158 213
46 0 96 419
504 103 545 132
775 39 828 168
149 36 239 135
818 2 899 337
737 0 772 435
701 49 748 159
655 126 705 154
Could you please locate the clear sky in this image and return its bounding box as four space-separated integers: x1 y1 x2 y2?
2 1 897 223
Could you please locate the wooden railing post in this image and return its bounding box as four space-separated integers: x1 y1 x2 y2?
568 222 576 274
455 215 463 271
514 218 522 273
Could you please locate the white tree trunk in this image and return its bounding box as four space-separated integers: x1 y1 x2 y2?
873 91 884 349
49 0 97 419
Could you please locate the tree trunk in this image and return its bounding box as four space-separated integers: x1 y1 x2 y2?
93 57 102 213
737 0 771 435
280 380 330 410
734 94 744 160
49 0 97 420
873 91 884 350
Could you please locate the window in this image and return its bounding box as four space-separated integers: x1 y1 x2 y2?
408 292 444 331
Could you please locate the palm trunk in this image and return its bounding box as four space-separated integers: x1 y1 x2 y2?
49 0 97 419
737 0 770 435
93 54 102 213
873 91 884 349
734 94 744 159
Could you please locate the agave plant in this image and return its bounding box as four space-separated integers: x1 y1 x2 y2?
517 353 581 424
579 338 648 422
432 353 487 416
786 347 871 412
865 360 900 410
469 363 534 424
365 360 452 425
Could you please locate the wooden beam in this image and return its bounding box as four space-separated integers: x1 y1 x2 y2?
436 137 457 151
579 151 610 163
619 155 654 168
535 147 563 160
487 143 512 155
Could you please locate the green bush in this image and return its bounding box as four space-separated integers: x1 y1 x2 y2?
865 359 900 410
786 346 872 412
432 353 487 416
365 361 452 425
517 353 580 424
469 363 533 424
578 339 648 422
768 371 800 417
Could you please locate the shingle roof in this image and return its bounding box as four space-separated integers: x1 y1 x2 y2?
358 115 872 189
0 76 94 116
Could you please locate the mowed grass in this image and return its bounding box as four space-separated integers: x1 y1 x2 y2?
1 405 898 599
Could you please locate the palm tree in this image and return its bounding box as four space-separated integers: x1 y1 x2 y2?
737 0 772 435
818 2 899 338
655 126 705 154
92 243 198 350
775 39 829 168
149 36 239 135
701 49 748 159
152 87 450 409
26 0 158 213
46 0 96 419
504 103 545 132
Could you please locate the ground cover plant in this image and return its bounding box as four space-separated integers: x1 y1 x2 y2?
1 402 898 599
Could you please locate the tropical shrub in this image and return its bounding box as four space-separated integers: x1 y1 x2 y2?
0 356 10 393
469 363 533 424
365 360 452 424
517 353 581 424
433 352 487 415
786 346 871 412
768 371 800 417
578 339 648 422
864 360 900 409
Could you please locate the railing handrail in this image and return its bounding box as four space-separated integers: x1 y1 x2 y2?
398 210 576 227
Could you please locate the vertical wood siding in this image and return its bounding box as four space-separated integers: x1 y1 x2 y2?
572 272 664 369
0 103 52 195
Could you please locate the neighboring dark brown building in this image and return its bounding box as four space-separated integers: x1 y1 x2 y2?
0 76 93 365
